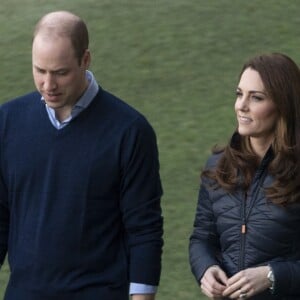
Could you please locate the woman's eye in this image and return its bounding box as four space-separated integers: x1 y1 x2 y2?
236 91 242 97
252 95 263 101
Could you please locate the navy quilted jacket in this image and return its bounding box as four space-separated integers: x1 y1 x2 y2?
189 150 300 299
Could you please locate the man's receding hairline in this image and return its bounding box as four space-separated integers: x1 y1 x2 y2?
32 11 89 64
38 10 81 25
33 11 83 40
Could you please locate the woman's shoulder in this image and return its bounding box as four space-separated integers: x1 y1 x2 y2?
204 151 224 170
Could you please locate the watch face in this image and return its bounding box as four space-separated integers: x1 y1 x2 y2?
268 270 274 282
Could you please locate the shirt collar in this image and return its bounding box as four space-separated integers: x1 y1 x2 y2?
41 70 99 109
41 70 99 128
73 70 99 110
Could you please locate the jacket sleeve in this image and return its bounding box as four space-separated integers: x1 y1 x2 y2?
119 116 163 286
270 259 300 296
189 179 222 283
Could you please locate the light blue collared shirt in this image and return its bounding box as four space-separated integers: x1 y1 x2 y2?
42 70 157 295
42 70 99 129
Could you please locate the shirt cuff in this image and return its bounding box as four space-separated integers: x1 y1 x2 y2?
129 282 157 295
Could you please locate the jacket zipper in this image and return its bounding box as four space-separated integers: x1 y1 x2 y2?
238 191 247 271
237 169 268 272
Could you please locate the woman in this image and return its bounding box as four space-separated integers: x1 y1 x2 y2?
189 53 300 299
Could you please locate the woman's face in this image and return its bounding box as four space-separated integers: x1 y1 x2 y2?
235 68 278 148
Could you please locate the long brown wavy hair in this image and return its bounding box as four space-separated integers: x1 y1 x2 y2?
203 53 300 205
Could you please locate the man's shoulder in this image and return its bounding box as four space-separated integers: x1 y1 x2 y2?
99 89 142 116
1 91 41 111
96 88 151 127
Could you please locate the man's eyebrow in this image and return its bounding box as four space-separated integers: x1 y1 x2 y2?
33 65 68 73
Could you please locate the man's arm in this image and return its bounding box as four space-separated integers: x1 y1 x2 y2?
0 173 9 266
120 116 163 289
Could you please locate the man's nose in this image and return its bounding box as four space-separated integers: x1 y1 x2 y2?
44 73 57 90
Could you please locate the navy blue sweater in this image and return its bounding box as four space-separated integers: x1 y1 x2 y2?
0 88 163 299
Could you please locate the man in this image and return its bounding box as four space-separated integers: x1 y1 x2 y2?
0 11 163 300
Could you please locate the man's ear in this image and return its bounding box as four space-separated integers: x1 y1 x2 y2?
82 49 91 68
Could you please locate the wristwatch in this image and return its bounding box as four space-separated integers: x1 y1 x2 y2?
267 267 275 292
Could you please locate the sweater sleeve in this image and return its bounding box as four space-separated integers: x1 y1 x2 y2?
119 116 163 286
0 172 9 265
189 180 221 283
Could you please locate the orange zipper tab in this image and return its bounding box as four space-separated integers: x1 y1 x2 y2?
241 224 246 234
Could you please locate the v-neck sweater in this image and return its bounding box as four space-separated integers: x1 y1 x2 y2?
0 88 163 299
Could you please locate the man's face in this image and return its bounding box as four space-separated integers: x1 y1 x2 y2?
32 34 90 119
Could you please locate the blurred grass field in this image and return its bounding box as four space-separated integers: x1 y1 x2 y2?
1 1 300 299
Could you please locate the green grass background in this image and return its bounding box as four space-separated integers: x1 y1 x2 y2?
1 1 300 299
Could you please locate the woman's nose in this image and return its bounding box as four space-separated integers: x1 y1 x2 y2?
235 96 249 111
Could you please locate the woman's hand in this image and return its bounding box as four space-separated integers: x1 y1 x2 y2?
222 266 271 299
200 265 228 299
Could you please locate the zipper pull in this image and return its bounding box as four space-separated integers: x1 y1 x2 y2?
241 191 247 234
241 224 246 234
